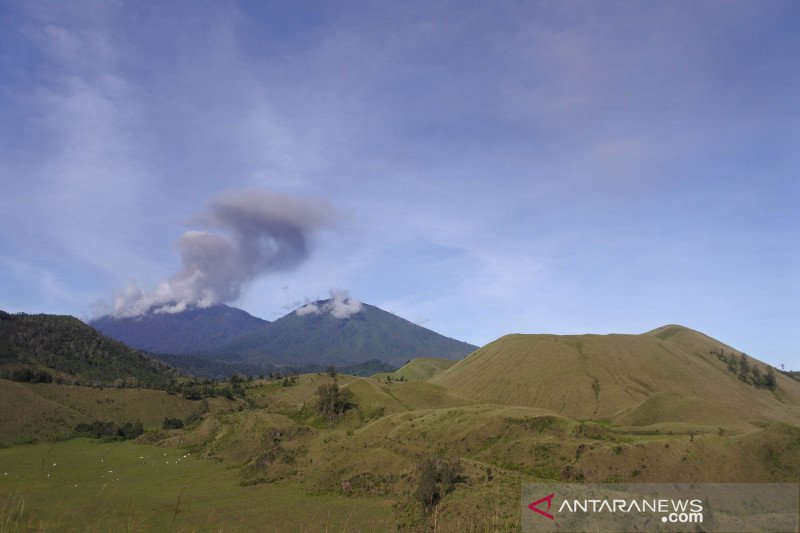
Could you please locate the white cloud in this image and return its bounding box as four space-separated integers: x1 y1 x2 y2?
295 289 363 319
296 303 321 316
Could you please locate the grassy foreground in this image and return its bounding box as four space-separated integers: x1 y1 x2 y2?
2 327 799 531
0 439 393 532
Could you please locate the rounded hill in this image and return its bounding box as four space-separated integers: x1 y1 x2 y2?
431 326 800 427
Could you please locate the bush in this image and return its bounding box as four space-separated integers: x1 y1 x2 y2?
185 412 203 426
765 367 777 390
315 383 354 420
121 421 144 440
162 417 185 430
75 420 143 440
11 368 34 382
415 455 463 510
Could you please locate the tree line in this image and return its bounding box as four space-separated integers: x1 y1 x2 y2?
710 348 777 389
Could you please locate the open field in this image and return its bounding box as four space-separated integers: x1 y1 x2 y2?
2 326 799 531
2 388 797 531
0 439 393 532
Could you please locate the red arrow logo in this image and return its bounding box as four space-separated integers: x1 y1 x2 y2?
528 493 556 520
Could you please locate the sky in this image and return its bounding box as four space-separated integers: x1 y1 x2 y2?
0 1 798 368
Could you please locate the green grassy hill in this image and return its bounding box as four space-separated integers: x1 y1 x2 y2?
372 357 458 382
2 324 799 531
0 311 176 388
430 325 800 429
0 379 247 446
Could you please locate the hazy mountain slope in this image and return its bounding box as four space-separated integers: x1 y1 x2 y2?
205 301 477 367
90 304 268 355
0 310 175 388
431 325 800 427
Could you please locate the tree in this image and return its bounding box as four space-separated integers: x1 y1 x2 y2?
765 367 777 390
415 455 463 510
315 383 353 420
121 421 144 440
416 459 438 509
326 366 337 378
751 365 762 387
738 354 750 382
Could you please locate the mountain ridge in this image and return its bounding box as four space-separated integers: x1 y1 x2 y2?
196 299 478 367
90 300 478 369
0 310 176 388
90 303 268 355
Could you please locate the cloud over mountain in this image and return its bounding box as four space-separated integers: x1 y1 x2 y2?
296 289 363 319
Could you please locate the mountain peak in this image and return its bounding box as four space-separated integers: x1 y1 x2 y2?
295 292 364 319
199 300 477 367
90 304 268 354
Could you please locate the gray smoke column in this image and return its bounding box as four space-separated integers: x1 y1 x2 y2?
109 188 336 317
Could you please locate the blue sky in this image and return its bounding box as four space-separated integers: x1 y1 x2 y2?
1 1 798 367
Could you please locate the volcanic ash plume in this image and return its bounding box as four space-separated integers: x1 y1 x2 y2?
109 189 336 317
296 289 363 319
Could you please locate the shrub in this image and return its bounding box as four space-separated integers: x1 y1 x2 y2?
765 367 777 390
11 368 34 383
220 387 235 400
162 417 184 430
185 412 203 426
182 386 203 400
415 455 463 510
75 420 143 440
121 421 144 440
315 383 354 420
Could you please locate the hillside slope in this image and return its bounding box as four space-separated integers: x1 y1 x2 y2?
90 304 268 355
0 310 175 388
372 357 458 382
431 325 800 427
0 380 213 445
202 300 477 367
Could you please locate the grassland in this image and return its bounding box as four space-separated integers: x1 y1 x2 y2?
431 326 800 428
0 439 393 531
372 357 458 382
0 380 242 446
1 325 799 531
